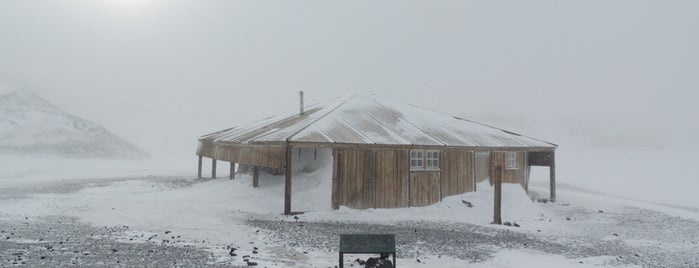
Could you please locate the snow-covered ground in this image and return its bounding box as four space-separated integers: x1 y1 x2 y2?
1 160 697 267
1 116 698 267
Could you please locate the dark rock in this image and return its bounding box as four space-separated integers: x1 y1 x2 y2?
247 261 258 266
253 247 258 250
566 217 571 221
252 250 258 254
598 210 604 213
111 249 118 253
366 257 379 267
416 258 421 263
612 233 619 237
164 231 171 234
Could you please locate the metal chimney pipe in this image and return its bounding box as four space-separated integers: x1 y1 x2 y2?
299 91 304 115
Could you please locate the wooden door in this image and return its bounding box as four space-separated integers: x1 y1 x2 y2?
409 171 440 207
375 150 409 208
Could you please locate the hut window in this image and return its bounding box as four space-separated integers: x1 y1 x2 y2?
410 150 424 170
426 150 440 169
410 150 440 170
506 151 518 170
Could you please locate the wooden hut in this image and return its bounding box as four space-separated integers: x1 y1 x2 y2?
196 94 557 214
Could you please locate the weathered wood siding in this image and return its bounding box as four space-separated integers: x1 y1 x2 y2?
196 141 215 159
475 151 491 183
440 149 474 198
491 151 527 189
375 149 409 208
409 171 441 207
334 148 375 209
209 145 286 169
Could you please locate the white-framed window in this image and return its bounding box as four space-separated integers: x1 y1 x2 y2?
410 149 440 170
426 150 440 170
506 151 518 170
410 150 424 169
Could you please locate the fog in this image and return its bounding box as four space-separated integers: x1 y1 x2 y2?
1 0 698 198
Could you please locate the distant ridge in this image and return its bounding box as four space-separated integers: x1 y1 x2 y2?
0 89 148 159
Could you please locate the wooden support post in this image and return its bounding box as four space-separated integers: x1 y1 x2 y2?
211 159 217 178
493 165 503 225
229 162 236 180
197 156 203 179
331 149 340 210
549 151 556 202
284 146 293 215
253 166 259 188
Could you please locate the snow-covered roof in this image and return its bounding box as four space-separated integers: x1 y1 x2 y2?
200 94 556 148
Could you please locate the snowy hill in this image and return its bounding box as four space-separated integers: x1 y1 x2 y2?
0 89 147 159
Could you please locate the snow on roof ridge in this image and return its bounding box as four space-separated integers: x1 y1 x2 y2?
396 99 554 147
286 94 354 141
369 96 446 146
451 115 558 147
201 93 556 148
198 95 352 142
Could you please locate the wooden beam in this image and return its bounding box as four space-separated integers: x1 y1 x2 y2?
284 146 292 215
550 151 556 202
253 166 259 188
471 150 477 192
229 162 236 180
211 159 217 178
197 156 203 179
493 165 503 225
332 149 340 210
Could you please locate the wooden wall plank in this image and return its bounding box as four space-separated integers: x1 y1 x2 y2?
409 172 440 207
475 151 491 184
336 148 375 209
203 144 286 169
493 151 527 189
375 149 409 208
440 149 475 198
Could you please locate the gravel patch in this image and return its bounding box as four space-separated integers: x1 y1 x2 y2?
0 216 220 267
247 212 699 267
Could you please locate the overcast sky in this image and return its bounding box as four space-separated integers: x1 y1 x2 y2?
1 0 697 157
